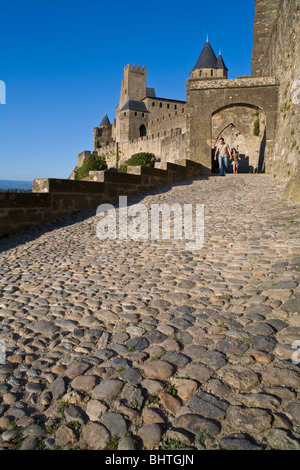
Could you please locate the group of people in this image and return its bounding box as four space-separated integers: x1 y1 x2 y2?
214 137 241 176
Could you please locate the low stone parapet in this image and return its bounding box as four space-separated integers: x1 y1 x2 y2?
0 192 52 238
0 160 202 238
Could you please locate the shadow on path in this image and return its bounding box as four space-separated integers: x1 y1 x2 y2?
0 176 210 253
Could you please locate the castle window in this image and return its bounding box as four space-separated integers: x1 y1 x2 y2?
139 124 147 137
142 113 144 117
135 112 137 116
200 71 202 77
211 70 213 76
167 103 170 109
160 102 162 108
174 105 177 110
124 112 126 116
152 102 155 107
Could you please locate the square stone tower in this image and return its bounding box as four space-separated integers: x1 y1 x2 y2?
116 64 148 142
118 64 147 110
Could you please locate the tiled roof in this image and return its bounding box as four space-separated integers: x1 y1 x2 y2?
217 54 228 71
193 40 218 70
100 114 111 126
146 87 156 97
120 100 149 113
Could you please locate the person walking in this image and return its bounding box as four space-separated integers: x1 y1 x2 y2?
231 148 241 174
214 137 232 176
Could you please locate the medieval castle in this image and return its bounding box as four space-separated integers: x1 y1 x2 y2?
74 31 280 178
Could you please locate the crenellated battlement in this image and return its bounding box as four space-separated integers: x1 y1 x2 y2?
125 64 147 73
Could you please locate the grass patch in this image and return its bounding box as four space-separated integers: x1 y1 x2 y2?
163 383 177 396
106 436 119 450
128 401 138 410
10 422 23 449
219 295 232 301
173 332 183 347
148 395 160 404
58 400 69 421
195 430 212 444
161 438 188 450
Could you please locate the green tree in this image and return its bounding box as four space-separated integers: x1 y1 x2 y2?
74 153 107 180
120 152 156 173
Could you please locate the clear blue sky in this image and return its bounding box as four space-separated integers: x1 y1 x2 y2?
0 0 255 181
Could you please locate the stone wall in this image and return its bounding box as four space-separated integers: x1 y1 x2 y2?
90 127 188 170
187 76 279 174
251 0 281 78
252 0 300 203
0 160 202 238
161 129 188 164
0 182 106 239
143 97 187 136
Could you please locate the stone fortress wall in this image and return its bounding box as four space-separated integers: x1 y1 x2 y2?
1 1 299 239
75 18 287 179
84 62 189 170
252 0 300 203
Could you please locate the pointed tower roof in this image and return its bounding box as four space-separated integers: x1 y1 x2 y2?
192 39 218 70
100 114 111 126
216 53 228 71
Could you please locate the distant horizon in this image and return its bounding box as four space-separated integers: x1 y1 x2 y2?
0 0 255 181
0 179 33 190
0 179 32 182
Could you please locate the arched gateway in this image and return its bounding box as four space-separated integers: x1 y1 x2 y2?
186 40 279 175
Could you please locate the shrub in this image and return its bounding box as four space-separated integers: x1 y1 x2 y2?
120 152 156 173
74 153 107 180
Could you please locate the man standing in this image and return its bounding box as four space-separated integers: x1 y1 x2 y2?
214 137 232 176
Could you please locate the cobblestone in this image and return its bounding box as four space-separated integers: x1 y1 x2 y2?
0 174 300 450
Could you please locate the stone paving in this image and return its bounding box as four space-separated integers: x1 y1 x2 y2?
0 174 300 450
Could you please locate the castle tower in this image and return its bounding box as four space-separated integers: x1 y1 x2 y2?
119 64 147 110
116 64 149 142
93 114 113 151
190 38 228 79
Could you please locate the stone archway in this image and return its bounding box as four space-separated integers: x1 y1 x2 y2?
187 76 279 174
211 104 266 173
212 123 250 173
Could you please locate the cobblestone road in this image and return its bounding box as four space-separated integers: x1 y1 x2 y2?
0 174 300 450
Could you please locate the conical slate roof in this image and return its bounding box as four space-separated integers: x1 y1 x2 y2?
100 114 111 126
217 53 228 71
193 39 218 70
